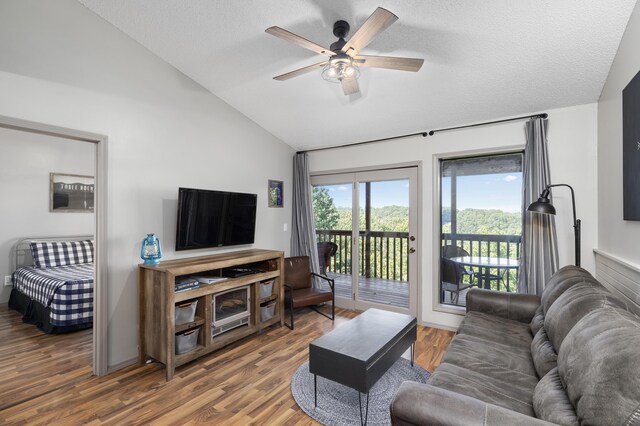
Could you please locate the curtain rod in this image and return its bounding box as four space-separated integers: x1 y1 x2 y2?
428 113 548 136
298 112 547 154
298 131 428 154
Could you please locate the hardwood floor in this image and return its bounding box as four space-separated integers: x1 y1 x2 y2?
0 307 454 425
0 304 93 411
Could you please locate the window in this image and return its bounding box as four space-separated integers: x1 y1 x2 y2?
440 153 523 307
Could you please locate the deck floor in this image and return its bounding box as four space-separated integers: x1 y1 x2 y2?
327 272 410 308
326 272 468 308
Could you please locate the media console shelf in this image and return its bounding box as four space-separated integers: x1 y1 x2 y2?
138 249 284 380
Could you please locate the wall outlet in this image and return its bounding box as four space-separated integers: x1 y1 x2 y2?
4 275 12 286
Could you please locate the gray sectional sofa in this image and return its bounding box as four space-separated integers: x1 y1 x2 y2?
390 265 640 425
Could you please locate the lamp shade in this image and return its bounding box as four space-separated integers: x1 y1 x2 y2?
527 188 556 215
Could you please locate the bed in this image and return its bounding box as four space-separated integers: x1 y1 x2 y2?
7 236 94 333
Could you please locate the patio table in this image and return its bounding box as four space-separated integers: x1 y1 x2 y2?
449 256 519 290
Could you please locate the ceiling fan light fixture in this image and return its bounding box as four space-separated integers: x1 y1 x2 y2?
321 55 360 83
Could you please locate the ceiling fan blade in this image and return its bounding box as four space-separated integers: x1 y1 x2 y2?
273 61 328 81
355 55 424 72
341 8 398 56
265 26 334 57
341 78 360 95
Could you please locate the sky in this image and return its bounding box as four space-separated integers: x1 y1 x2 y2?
316 172 522 212
442 173 523 213
319 180 410 208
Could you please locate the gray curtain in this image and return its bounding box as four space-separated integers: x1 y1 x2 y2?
518 118 559 295
291 152 320 278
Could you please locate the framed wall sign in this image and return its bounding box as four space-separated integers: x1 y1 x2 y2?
268 180 283 208
623 70 640 221
50 173 95 212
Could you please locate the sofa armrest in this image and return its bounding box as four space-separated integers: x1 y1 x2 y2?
466 289 540 323
390 382 554 426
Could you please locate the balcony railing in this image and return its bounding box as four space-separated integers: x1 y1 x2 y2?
316 229 522 294
442 232 522 292
316 230 409 281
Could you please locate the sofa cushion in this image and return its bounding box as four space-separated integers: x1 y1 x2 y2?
428 362 538 416
529 305 544 336
544 280 627 351
457 311 533 350
532 367 578 426
531 327 557 378
540 265 594 313
441 333 537 377
558 307 640 425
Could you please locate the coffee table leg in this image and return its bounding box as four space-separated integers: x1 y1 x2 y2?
411 342 415 367
358 391 370 426
314 374 317 408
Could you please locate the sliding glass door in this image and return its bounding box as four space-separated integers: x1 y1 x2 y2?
312 167 418 316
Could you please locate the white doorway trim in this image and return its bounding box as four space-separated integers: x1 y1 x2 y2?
311 163 422 320
0 114 108 376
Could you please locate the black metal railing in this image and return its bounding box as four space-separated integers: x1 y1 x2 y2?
316 229 522 295
442 233 522 292
316 229 409 281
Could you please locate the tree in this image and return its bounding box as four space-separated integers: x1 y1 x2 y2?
312 187 339 230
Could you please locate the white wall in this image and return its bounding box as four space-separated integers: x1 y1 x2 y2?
0 0 294 368
309 103 598 329
0 128 95 303
598 2 640 266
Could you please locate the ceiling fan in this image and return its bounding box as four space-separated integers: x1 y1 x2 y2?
265 7 424 96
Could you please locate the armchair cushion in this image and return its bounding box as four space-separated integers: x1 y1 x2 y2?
284 256 312 290
285 287 332 309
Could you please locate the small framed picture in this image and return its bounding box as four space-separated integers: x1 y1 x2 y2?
50 173 95 212
268 180 283 208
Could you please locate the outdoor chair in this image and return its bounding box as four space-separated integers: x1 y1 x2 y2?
441 257 478 304
317 241 338 276
443 244 508 291
283 256 335 330
442 244 476 284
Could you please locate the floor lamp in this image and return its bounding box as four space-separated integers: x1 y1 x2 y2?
527 183 581 267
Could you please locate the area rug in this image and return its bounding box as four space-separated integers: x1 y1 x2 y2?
291 358 430 425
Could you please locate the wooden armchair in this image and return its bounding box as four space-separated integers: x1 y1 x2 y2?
283 256 335 330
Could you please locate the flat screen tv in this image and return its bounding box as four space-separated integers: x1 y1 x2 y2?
175 187 257 251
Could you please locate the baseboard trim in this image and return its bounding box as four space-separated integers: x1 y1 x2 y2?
108 356 138 374
419 320 458 332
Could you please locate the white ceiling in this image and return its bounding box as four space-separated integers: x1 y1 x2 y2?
78 0 637 151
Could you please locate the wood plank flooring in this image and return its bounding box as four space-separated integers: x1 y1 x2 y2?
0 304 93 411
0 306 454 425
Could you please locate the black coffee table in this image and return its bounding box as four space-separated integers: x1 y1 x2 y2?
308 308 417 425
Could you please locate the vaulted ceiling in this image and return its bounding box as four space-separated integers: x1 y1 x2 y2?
78 0 637 151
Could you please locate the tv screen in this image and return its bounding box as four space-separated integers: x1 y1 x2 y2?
175 187 257 251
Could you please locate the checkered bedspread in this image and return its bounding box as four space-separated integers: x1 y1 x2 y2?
12 264 93 326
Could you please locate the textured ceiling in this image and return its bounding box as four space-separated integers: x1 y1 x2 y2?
78 0 637 151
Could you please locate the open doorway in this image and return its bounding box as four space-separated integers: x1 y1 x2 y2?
0 116 107 409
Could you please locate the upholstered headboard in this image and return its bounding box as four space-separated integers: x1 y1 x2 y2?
12 235 94 270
